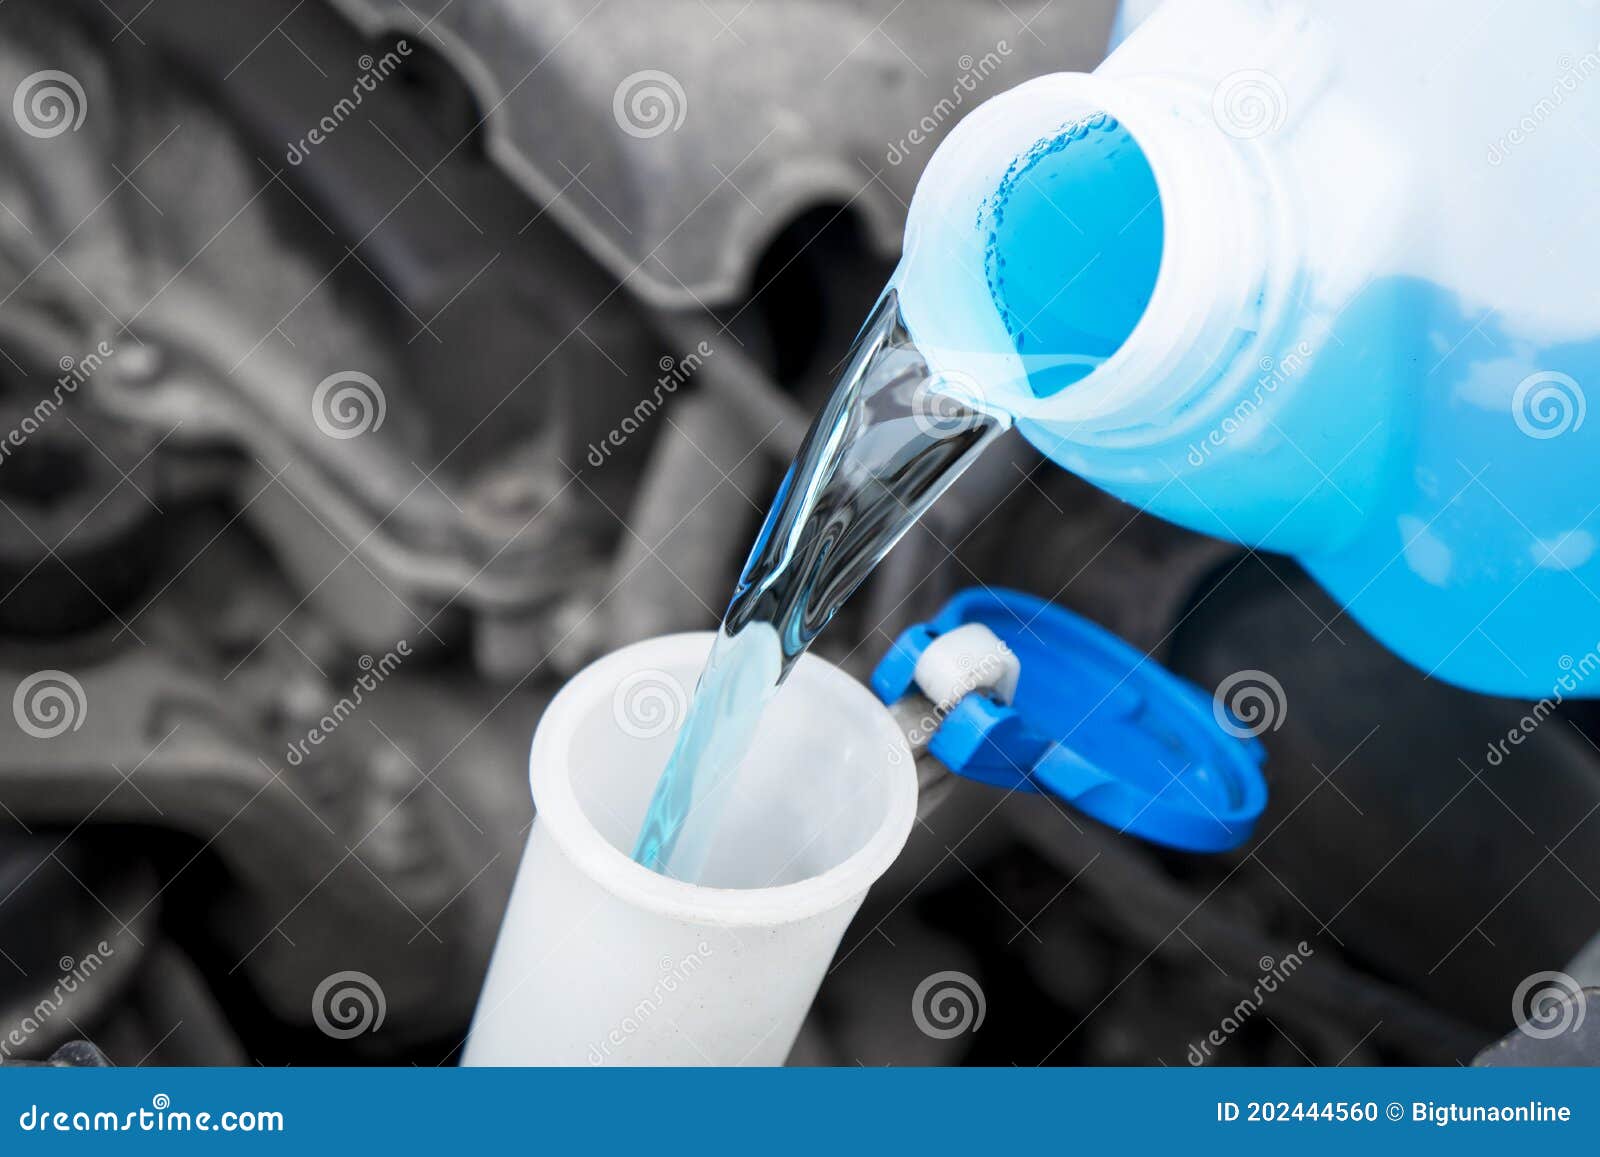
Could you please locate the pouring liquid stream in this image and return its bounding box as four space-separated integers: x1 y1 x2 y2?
631 112 1159 881
630 290 1009 880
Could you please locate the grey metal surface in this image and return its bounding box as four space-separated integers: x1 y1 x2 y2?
326 0 1117 307
1475 990 1600 1066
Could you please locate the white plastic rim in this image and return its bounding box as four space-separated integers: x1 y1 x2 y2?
899 71 1282 434
530 632 916 922
463 632 917 1066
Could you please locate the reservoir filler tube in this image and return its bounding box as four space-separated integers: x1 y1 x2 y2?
463 633 917 1065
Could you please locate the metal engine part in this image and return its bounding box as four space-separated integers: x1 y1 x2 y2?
325 0 1115 309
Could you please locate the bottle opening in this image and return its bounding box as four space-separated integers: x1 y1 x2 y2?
980 112 1165 398
893 75 1208 429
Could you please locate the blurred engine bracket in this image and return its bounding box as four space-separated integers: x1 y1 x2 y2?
326 0 1115 308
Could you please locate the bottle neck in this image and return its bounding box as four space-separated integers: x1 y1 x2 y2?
896 71 1289 450
1013 73 1288 439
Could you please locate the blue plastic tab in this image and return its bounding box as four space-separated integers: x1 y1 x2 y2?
871 587 1267 852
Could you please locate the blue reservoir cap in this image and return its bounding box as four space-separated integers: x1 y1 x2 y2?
870 587 1267 853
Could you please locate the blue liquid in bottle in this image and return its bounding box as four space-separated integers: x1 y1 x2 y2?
912 106 1600 697
981 112 1162 396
